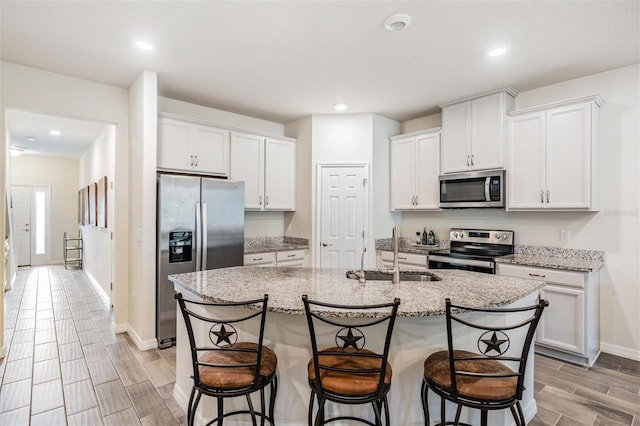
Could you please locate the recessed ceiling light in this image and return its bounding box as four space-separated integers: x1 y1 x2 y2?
50 129 61 136
488 44 509 57
134 39 154 51
26 136 36 142
384 14 411 32
333 102 349 112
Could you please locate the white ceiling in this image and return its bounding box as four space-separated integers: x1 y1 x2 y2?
7 110 108 159
1 1 639 128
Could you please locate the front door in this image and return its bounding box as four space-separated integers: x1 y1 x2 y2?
11 185 31 266
318 165 368 268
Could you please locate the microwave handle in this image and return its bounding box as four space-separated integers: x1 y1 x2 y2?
485 178 491 201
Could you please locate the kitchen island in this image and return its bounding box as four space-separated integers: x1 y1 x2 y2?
170 267 544 425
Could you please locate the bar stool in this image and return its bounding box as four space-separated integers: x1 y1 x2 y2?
421 297 548 426
175 293 278 426
302 294 401 426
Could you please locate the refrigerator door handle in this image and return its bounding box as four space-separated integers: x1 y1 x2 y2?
201 203 208 271
195 202 202 271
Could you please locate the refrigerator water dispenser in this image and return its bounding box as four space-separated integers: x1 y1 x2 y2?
169 231 192 263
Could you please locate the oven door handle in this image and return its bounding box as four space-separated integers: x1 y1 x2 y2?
428 255 494 269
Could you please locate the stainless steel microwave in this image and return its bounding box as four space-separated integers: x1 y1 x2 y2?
439 169 505 208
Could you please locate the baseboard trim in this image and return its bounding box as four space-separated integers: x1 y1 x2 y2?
601 342 640 362
114 323 128 333
126 326 158 351
83 270 110 304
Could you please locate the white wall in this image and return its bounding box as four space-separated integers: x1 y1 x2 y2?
79 126 114 302
128 71 158 349
11 155 79 264
0 62 130 337
158 96 287 238
284 116 312 241
401 64 640 359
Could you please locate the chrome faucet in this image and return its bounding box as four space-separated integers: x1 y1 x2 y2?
391 225 400 284
358 247 367 284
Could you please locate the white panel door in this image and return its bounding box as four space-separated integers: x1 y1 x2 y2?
390 137 417 210
472 93 503 170
537 284 585 354
158 117 193 171
11 185 31 266
441 101 471 173
546 103 591 208
507 112 546 209
319 166 366 269
415 133 440 209
264 138 296 210
193 125 230 176
230 132 265 209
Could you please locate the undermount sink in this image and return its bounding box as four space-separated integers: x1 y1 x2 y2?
346 270 441 282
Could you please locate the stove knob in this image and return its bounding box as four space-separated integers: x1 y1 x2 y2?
496 234 501 240
459 232 464 239
453 232 458 238
502 233 508 240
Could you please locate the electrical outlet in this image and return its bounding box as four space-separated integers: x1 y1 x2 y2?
560 229 571 242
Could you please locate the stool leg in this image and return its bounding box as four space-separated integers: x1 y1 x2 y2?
268 375 278 425
308 389 316 426
314 397 326 426
217 398 224 426
187 387 196 426
480 409 488 426
383 396 390 426
440 396 446 426
190 392 203 426
421 380 431 426
453 405 462 425
259 388 266 426
509 405 520 426
516 401 526 426
371 400 382 426
245 394 257 426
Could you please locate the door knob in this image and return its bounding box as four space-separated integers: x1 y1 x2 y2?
321 243 333 247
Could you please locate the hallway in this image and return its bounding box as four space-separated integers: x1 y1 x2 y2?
0 266 184 425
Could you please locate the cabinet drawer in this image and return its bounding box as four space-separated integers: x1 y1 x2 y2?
244 252 276 266
497 263 585 288
276 250 305 262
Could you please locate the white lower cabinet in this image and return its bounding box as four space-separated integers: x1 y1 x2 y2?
378 251 428 271
496 263 600 366
244 250 307 268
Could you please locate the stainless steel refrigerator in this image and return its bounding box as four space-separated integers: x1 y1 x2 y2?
156 173 244 348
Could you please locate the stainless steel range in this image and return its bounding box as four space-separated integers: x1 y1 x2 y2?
428 228 514 274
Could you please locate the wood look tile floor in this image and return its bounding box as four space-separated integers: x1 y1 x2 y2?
1 265 639 425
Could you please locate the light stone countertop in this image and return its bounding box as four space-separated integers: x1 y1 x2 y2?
244 237 309 254
169 267 544 318
496 245 605 272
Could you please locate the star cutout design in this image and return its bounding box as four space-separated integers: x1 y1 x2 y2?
337 327 364 351
479 331 509 356
209 323 236 347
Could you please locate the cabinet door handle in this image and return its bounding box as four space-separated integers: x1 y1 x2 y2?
287 254 296 258
194 155 198 166
190 155 194 166
540 190 544 203
471 154 474 166
529 273 546 278
253 257 263 261
414 195 418 205
258 195 262 205
399 256 407 261
265 196 269 206
467 155 471 166
546 190 550 203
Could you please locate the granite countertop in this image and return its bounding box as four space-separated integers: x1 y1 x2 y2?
245 237 309 254
495 245 605 272
375 238 449 254
169 267 543 318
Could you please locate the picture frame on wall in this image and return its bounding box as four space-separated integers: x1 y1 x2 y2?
97 176 107 228
88 183 97 226
78 189 85 225
83 186 90 226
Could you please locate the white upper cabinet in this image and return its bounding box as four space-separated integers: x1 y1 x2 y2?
390 129 441 210
441 90 516 174
507 95 603 211
230 132 296 211
158 116 230 176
